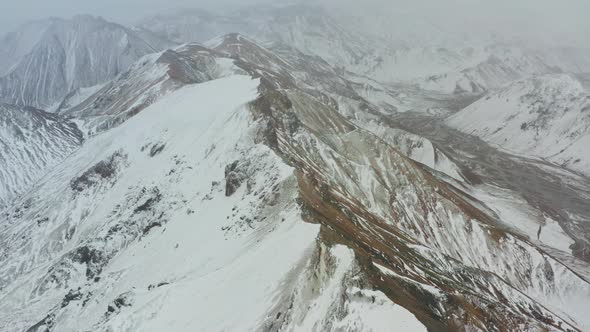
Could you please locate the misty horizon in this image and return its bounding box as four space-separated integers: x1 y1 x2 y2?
2 0 590 49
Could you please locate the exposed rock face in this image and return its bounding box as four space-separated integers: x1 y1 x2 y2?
70 151 127 193
225 160 250 197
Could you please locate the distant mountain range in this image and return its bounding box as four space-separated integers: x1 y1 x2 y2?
0 15 173 110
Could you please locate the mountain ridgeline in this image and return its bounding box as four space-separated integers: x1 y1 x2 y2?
1 7 590 332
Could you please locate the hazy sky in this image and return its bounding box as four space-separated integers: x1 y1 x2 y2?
2 0 589 47
327 0 590 47
0 0 270 33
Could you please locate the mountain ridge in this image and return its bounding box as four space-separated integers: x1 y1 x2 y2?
1 34 589 331
1 5 590 331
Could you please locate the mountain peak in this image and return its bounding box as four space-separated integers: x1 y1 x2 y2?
0 15 173 109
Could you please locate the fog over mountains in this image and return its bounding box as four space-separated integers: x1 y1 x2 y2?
1 1 590 331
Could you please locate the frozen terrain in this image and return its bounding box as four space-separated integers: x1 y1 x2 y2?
0 70 427 332
1 4 590 331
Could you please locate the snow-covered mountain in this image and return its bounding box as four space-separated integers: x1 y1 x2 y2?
418 46 559 94
137 4 590 93
139 6 483 82
138 5 374 73
0 103 83 211
58 44 232 134
59 32 359 135
0 40 428 331
0 15 173 110
447 74 590 176
2 33 590 331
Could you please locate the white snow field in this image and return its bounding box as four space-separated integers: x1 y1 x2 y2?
0 74 425 331
448 74 590 177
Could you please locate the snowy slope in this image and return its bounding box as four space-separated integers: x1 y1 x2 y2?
363 123 464 181
0 15 173 109
448 74 590 176
211 38 590 330
0 73 425 332
0 104 83 211
59 44 238 134
62 32 357 135
53 84 105 114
